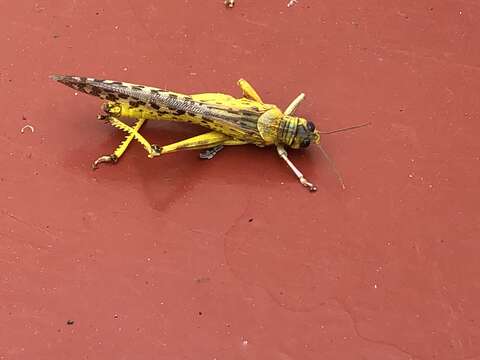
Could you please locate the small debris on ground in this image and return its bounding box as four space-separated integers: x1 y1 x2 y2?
20 125 35 134
287 0 299 7
225 0 234 8
34 4 45 12
66 320 75 325
195 276 211 283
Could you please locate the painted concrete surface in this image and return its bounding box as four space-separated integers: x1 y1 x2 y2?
1 1 479 359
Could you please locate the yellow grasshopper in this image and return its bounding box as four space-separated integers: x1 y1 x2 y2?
51 75 368 191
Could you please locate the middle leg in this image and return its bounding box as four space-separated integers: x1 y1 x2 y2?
199 145 224 160
237 79 263 103
198 137 248 160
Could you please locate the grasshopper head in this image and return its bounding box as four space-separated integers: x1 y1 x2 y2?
287 117 321 149
282 93 320 148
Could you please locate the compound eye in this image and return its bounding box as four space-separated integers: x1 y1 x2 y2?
301 139 311 148
306 121 316 132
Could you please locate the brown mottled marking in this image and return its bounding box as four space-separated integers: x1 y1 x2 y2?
90 87 102 96
240 109 258 116
129 100 146 107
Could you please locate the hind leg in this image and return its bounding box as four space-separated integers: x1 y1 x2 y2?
93 116 156 169
93 102 156 169
149 131 246 158
150 131 230 157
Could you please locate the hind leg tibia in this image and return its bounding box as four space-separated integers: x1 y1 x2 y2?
150 131 231 157
93 116 156 169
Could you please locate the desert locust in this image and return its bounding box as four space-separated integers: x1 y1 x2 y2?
51 75 368 191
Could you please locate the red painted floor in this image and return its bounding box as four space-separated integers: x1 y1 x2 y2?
1 1 479 359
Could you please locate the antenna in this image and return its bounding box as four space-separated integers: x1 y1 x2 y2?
318 144 346 190
319 122 371 135
314 121 370 189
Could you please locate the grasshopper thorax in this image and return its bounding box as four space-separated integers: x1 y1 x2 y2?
280 116 321 149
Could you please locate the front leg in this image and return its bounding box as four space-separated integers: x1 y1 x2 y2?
276 144 317 192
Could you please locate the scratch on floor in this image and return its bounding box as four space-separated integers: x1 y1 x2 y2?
385 47 480 72
0 134 21 149
239 17 268 28
332 298 417 360
1 210 57 242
